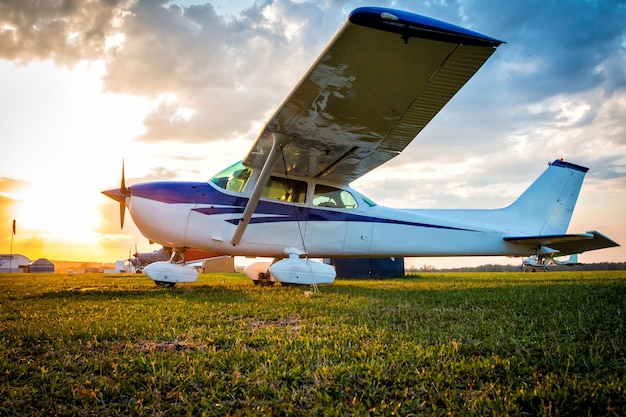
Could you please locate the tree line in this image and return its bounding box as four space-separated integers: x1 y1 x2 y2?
408 262 626 273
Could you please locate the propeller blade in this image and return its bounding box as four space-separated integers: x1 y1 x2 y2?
121 159 127 195
119 159 127 228
101 159 129 229
119 201 126 229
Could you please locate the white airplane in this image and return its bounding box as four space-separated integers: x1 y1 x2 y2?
522 254 583 272
103 7 619 287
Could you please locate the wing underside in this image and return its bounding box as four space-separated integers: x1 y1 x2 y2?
504 230 620 256
244 7 503 184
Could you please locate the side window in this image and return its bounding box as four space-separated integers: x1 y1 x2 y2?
262 176 307 204
313 185 358 209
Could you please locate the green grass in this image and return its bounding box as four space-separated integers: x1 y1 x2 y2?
1 271 624 416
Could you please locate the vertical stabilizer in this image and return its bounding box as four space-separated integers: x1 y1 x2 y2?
505 160 588 235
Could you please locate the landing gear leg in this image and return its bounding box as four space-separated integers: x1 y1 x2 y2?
155 281 176 288
257 271 275 287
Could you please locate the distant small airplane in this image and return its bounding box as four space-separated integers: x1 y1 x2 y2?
521 254 583 272
127 247 169 273
103 7 619 287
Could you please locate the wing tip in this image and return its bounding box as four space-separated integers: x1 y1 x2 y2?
550 158 589 173
348 7 504 47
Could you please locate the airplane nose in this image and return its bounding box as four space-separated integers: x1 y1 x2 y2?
102 188 126 204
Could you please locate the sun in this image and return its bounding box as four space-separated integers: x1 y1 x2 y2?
15 182 102 242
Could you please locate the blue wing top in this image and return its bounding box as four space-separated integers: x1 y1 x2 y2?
349 7 502 47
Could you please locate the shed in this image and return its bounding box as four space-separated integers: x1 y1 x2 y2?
0 254 30 272
331 257 405 279
26 258 55 273
203 256 235 273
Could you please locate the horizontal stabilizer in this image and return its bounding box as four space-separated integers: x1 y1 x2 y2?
504 230 620 256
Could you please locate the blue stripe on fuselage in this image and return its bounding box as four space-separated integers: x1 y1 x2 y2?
130 181 478 232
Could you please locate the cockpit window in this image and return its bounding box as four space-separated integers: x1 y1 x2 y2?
355 191 377 207
210 161 251 193
262 176 307 204
313 185 357 209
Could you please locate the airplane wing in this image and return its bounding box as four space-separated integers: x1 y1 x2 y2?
243 7 503 184
504 230 620 256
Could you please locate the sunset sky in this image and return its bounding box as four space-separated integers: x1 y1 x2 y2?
1 0 624 269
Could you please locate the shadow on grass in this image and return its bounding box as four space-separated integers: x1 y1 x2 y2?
15 284 255 305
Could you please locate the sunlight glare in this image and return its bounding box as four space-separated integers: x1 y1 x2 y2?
15 182 101 242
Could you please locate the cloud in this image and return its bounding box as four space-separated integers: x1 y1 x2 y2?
102 0 338 142
3 0 625 151
3 1 626 184
0 0 128 65
450 1 626 93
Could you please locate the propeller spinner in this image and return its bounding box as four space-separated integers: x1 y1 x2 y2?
102 160 129 228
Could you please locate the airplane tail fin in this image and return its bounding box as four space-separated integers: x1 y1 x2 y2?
504 159 588 235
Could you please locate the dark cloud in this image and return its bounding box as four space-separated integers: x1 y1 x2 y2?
0 0 127 65
461 0 626 99
101 0 339 142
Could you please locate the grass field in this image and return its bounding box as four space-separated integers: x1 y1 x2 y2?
1 271 624 416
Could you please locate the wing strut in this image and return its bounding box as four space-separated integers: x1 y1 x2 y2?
231 133 291 246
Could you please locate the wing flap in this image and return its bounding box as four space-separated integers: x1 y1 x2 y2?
244 7 503 184
382 43 498 152
504 230 620 256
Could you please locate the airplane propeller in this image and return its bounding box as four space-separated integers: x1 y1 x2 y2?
102 160 129 229
119 161 127 228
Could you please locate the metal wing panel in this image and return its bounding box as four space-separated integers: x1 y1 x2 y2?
243 7 503 184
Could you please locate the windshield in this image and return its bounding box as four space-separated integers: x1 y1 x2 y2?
210 161 251 193
354 190 377 207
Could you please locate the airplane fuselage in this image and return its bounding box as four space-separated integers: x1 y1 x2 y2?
124 168 532 260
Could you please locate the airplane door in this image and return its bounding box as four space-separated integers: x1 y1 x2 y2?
343 221 373 254
305 208 347 253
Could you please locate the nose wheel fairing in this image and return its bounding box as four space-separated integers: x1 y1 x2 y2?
144 261 199 287
243 251 336 286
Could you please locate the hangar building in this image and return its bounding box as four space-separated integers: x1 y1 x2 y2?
0 254 30 272
25 258 55 273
